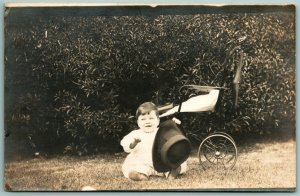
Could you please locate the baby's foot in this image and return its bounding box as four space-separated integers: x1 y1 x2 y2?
128 171 149 181
167 166 181 180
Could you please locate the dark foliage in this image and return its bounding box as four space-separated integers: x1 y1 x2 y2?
5 7 295 154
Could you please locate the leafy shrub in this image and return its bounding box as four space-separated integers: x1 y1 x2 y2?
5 6 295 154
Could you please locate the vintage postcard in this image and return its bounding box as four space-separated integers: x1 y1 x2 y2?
3 3 296 191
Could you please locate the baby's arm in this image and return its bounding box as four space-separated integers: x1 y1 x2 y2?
120 130 141 153
129 138 141 149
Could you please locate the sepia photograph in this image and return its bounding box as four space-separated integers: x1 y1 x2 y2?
3 3 296 191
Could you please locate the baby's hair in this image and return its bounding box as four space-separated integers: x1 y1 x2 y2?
136 102 159 119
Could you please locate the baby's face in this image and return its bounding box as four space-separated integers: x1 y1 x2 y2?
137 110 160 133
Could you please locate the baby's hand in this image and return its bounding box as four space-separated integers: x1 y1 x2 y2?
129 138 141 149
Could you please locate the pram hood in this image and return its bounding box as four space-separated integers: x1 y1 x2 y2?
159 89 220 117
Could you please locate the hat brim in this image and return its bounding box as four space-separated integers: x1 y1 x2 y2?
152 120 191 172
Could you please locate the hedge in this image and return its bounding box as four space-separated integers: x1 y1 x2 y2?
5 6 295 154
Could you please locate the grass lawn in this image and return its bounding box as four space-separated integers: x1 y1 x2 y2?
4 139 296 191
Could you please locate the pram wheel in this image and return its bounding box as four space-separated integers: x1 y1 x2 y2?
198 133 237 170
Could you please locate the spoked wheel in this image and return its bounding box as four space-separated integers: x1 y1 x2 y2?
198 133 237 170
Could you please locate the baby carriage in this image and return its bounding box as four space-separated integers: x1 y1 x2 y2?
157 86 238 170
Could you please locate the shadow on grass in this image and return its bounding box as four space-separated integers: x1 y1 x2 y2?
232 127 295 153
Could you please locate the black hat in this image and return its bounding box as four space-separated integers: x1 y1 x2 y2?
152 120 191 172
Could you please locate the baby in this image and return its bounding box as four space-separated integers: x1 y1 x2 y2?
120 102 187 181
